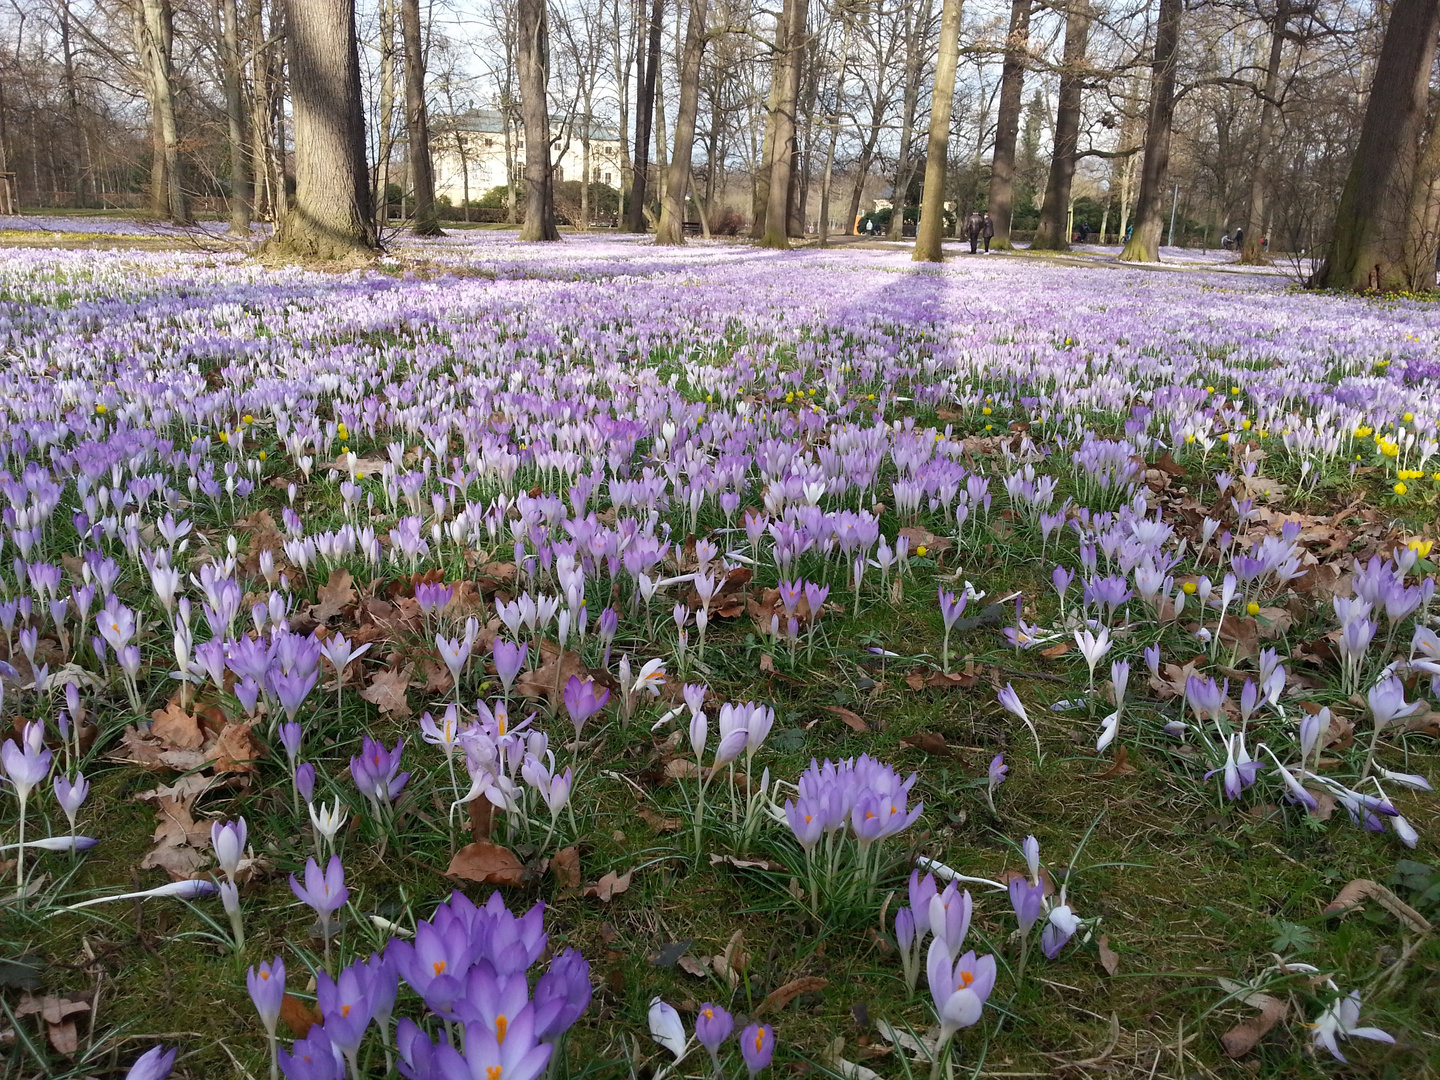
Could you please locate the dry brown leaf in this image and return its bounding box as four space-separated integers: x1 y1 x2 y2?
899 731 956 758
583 870 633 901
1322 879 1430 933
1220 994 1286 1058
1039 641 1071 659
446 842 526 886
16 994 89 1025
756 975 827 1015
312 568 356 623
677 955 709 977
664 758 702 780
823 705 869 732
420 659 455 695
467 796 495 840
360 665 414 718
149 701 204 749
46 1018 78 1055
1093 745 1136 779
280 994 322 1037
208 720 263 776
898 526 952 557
904 669 978 691
550 846 582 889
638 807 683 833
514 649 589 708
139 844 210 878
1096 934 1120 976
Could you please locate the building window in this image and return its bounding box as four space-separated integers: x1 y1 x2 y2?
604 171 612 185
555 165 564 183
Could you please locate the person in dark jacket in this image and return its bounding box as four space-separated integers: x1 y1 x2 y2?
982 213 995 252
1234 227 1245 251
965 210 984 253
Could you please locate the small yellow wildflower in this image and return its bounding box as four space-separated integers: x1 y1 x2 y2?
218 431 229 444
95 403 107 415
1182 581 1198 595
242 414 254 425
982 406 993 415
1403 411 1414 422
916 545 928 557
1394 482 1408 496
1246 600 1260 616
1408 539 1433 558
257 450 267 461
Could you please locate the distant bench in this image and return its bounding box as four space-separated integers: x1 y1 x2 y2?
682 221 703 236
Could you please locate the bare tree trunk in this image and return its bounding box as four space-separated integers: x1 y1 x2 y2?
400 0 441 235
750 14 784 238
220 0 251 231
913 0 962 261
613 0 634 210
1031 0 1089 250
141 0 191 224
1312 0 1440 290
653 44 668 211
134 0 167 218
985 0 1030 248
517 0 560 240
1119 0 1181 262
818 10 852 246
279 0 377 258
1240 0 1287 263
760 0 809 248
626 0 663 231
1401 105 1440 287
375 0 397 228
58 2 92 206
887 0 929 241
657 0 709 244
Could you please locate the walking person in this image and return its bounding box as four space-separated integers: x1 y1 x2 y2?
982 212 994 253
965 210 983 254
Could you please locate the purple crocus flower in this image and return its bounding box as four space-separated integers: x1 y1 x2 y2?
269 666 319 722
316 962 376 1062
387 917 475 1018
928 882 973 958
290 855 349 924
1008 876 1045 934
247 956 286 1038
277 1028 345 1080
1041 905 1079 958
533 947 593 1041
740 1022 775 1077
53 771 89 833
124 1045 178 1080
295 762 316 805
278 721 303 764
695 1002 735 1064
349 736 410 810
492 638 527 692
562 675 610 740
927 939 997 1042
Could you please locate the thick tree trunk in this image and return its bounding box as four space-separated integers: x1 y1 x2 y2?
653 50 669 209
750 15 785 238
1120 0 1181 262
1240 0 1287 263
280 0 377 259
760 0 809 249
376 0 397 228
220 0 251 232
626 0 664 231
1312 0 1440 290
1400 105 1440 288
401 0 442 235
59 2 93 207
656 0 709 244
913 0 963 261
613 0 634 211
818 15 853 246
517 0 560 240
1031 0 1089 249
887 0 930 241
141 0 191 224
985 0 1030 249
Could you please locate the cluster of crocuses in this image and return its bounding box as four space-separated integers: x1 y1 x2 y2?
0 718 92 892
782 755 921 913
648 998 775 1078
246 890 591 1080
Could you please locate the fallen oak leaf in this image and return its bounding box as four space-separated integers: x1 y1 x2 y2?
1096 934 1120 976
446 842 526 887
899 731 955 758
709 853 786 872
1216 980 1287 1059
280 993 322 1037
312 568 356 623
1322 879 1430 934
1092 745 1136 779
755 976 827 1016
360 665 414 718
823 705 869 732
207 720 263 776
583 870 633 901
638 807 683 833
549 846 581 889
149 700 204 750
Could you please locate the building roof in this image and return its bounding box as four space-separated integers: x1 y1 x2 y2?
435 108 621 143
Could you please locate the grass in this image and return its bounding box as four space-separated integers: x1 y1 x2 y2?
1 238 1438 1080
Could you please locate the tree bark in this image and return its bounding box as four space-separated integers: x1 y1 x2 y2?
279 0 377 259
818 11 853 246
58 1 93 207
985 0 1030 249
913 0 963 261
376 0 397 227
517 0 560 240
141 0 191 224
656 0 709 244
612 0 635 212
750 13 786 237
400 0 442 235
626 0 664 231
887 0 931 241
1312 0 1440 290
1240 0 1288 263
220 0 251 232
1031 0 1089 249
760 0 809 248
1120 0 1181 262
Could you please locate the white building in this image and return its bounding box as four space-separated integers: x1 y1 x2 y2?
430 108 625 204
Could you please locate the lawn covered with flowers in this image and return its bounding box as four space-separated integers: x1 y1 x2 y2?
1 229 1437 1080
